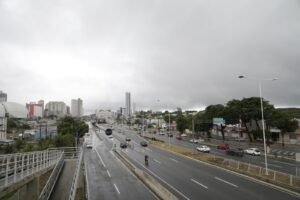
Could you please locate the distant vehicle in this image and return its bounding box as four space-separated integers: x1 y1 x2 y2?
176 135 182 140
244 148 261 156
189 139 199 143
108 135 113 139
120 142 127 149
125 137 131 142
86 143 93 148
159 132 165 135
105 128 112 135
140 141 148 147
217 143 229 150
181 134 187 137
235 137 246 142
196 145 210 153
226 148 244 157
167 134 173 137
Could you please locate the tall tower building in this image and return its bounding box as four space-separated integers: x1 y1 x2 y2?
0 91 7 102
71 98 83 117
125 92 131 118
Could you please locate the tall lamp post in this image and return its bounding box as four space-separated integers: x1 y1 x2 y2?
239 75 278 175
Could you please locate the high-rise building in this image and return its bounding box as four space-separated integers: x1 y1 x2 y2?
45 101 67 117
71 98 83 117
125 92 131 118
26 102 43 119
0 91 7 102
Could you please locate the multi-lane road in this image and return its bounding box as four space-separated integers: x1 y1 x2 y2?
84 125 157 200
139 130 299 175
86 123 300 200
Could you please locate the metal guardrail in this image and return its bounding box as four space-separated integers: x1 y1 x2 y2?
0 149 63 189
38 151 64 200
68 147 83 200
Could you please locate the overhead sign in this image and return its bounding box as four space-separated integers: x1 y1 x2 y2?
213 118 225 125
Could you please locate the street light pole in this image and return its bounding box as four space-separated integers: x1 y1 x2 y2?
168 112 171 147
259 80 269 175
239 76 278 175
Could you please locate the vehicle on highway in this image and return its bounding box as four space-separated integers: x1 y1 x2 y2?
120 142 127 149
108 135 113 139
140 141 148 147
181 133 187 137
217 143 229 150
86 143 93 148
105 128 112 135
196 145 210 153
235 137 246 142
244 148 261 156
145 155 149 165
189 138 204 143
226 148 244 157
125 137 131 142
176 135 182 140
167 133 173 137
189 139 199 143
159 132 165 135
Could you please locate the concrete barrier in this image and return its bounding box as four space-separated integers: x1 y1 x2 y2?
114 150 178 200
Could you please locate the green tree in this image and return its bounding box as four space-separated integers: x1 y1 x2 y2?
15 139 25 151
269 111 298 147
54 134 73 147
176 110 186 134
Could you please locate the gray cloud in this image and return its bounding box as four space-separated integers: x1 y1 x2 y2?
0 0 300 112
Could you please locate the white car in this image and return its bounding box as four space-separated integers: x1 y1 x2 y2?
196 145 210 153
86 143 93 148
189 139 199 143
181 134 187 137
244 148 261 156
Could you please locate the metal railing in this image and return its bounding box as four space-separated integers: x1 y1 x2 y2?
0 149 63 189
68 147 83 200
206 154 300 190
38 151 64 200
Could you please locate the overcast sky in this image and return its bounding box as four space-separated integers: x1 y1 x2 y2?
1 0 299 113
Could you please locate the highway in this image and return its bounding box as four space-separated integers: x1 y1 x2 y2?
84 127 156 200
138 130 299 175
105 124 300 200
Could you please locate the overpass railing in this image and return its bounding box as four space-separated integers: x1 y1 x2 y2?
0 149 63 189
68 147 83 200
38 151 64 200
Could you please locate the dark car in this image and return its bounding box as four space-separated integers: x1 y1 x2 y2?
217 143 229 150
176 135 182 140
125 137 131 142
120 142 127 149
105 128 112 135
140 141 148 147
226 148 244 157
167 134 173 137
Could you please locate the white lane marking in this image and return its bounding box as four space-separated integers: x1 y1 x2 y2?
215 177 238 188
154 159 161 164
260 162 282 168
135 159 190 200
114 183 120 194
107 170 111 178
85 160 90 199
170 158 178 163
95 149 106 168
273 160 296 167
191 179 208 189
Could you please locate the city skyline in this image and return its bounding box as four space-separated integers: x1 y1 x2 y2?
1 0 300 113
